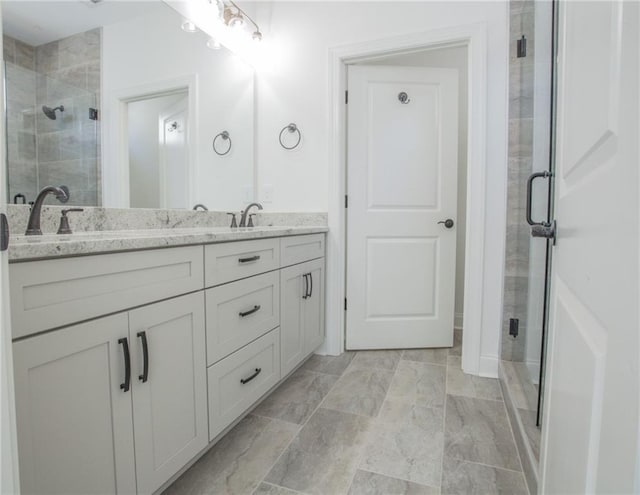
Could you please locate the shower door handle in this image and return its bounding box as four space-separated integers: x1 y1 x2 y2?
526 171 552 226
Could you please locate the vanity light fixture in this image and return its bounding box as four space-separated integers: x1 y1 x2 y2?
222 1 263 43
181 20 198 33
207 37 222 50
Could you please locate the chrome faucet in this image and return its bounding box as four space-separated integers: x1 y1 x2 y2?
239 202 263 227
193 204 208 211
25 185 70 235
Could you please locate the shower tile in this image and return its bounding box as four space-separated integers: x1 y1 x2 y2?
51 66 88 92
87 61 101 93
508 118 533 158
3 36 15 64
510 11 535 42
15 39 35 71
510 0 534 15
37 132 61 163
58 29 99 69
444 395 520 471
59 131 83 161
441 457 527 495
36 41 59 73
17 132 36 162
446 356 503 401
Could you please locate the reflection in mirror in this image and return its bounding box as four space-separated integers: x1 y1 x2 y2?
3 1 255 210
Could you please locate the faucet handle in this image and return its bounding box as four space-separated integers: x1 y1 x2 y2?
227 212 238 228
248 214 257 228
57 208 84 235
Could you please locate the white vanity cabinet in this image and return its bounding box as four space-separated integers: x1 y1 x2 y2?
12 290 207 495
280 257 325 377
10 232 326 495
13 313 137 495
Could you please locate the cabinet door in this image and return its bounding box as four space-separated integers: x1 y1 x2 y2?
304 258 325 355
129 292 207 494
13 314 136 495
280 263 306 376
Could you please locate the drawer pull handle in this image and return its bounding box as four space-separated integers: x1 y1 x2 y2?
137 331 149 383
239 305 261 318
118 337 131 392
302 273 309 299
238 255 260 264
240 368 262 384
308 272 313 298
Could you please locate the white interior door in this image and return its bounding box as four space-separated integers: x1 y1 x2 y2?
541 2 639 493
346 65 458 350
159 96 189 209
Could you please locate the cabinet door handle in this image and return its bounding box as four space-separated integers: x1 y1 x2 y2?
238 255 260 264
240 368 262 384
137 331 149 383
308 272 313 298
302 273 309 299
118 337 131 392
239 305 261 318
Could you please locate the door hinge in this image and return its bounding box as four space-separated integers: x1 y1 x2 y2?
344 298 347 311
345 195 348 208
517 35 527 58
345 90 348 104
0 213 8 251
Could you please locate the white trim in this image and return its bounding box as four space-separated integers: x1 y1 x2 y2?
478 355 499 379
454 312 464 330
323 23 495 377
103 75 198 208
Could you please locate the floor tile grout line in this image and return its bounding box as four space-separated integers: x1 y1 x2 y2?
344 352 403 494
445 391 505 403
255 480 310 495
440 344 451 490
255 355 356 493
355 467 440 491
443 455 526 475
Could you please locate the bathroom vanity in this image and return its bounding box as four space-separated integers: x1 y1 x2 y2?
8 227 326 494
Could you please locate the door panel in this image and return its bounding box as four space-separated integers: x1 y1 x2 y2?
13 314 136 495
280 263 305 376
347 65 458 350
541 2 638 493
303 259 325 355
130 292 207 494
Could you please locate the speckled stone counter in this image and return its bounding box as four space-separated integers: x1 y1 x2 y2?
7 206 328 262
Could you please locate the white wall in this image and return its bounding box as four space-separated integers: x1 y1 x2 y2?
102 4 255 211
364 46 468 328
252 2 508 373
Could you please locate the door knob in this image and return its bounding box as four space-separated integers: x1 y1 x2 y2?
438 219 454 229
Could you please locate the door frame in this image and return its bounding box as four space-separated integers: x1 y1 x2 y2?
325 22 504 377
103 74 198 208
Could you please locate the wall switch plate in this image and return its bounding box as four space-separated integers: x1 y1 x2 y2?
262 184 274 203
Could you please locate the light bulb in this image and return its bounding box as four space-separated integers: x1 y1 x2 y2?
252 31 263 42
228 14 244 29
181 20 197 33
207 38 221 50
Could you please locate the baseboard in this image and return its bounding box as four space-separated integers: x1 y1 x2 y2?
478 355 499 378
526 360 540 385
454 312 464 330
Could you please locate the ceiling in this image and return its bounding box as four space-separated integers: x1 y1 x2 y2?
2 0 168 46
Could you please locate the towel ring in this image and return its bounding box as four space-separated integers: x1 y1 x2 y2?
213 131 232 156
279 123 301 150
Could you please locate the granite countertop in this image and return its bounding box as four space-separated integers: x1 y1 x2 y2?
9 226 329 262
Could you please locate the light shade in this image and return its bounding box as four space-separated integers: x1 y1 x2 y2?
181 20 197 33
207 37 222 50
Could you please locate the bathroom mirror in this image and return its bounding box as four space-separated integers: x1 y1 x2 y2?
3 0 255 210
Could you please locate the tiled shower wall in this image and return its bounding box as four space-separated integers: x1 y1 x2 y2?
4 37 37 203
4 29 101 206
502 0 535 361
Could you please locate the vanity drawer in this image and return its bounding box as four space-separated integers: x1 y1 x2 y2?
206 271 280 365
207 328 280 441
204 239 280 287
9 246 204 339
280 234 325 267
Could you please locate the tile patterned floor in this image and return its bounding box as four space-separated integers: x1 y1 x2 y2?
164 330 529 495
